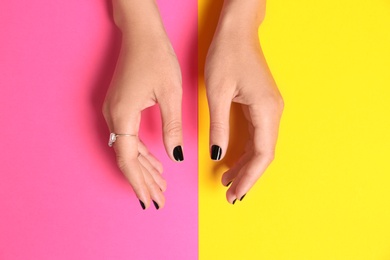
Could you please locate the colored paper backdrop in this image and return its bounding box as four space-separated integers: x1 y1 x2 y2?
199 0 390 259
2 0 390 259
0 0 197 259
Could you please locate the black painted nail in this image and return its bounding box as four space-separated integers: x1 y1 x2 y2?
240 194 246 201
139 200 146 210
232 199 237 205
211 145 222 160
152 200 159 210
225 181 232 187
173 146 184 161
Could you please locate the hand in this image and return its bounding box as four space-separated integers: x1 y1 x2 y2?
103 0 183 210
205 0 284 204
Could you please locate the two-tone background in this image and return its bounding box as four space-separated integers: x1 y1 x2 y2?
1 0 390 259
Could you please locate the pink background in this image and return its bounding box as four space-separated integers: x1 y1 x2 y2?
0 0 198 259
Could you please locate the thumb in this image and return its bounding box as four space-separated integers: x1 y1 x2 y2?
158 91 184 162
207 90 232 161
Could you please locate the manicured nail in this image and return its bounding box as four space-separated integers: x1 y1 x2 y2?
211 145 222 160
225 181 232 187
173 146 184 161
139 200 146 210
240 194 246 201
232 199 237 205
152 200 160 210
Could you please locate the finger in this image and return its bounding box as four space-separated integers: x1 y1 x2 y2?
158 88 184 162
226 155 271 203
138 140 163 174
226 102 282 203
114 137 151 209
206 87 233 161
221 151 251 187
249 103 281 157
138 154 167 192
140 162 166 210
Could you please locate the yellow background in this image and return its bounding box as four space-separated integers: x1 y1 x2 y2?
198 0 390 259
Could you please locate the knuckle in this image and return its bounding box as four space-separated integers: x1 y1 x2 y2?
146 180 160 191
155 162 163 174
107 103 123 120
254 150 275 163
206 80 230 96
159 82 182 98
116 155 129 172
102 101 110 120
106 102 136 125
264 152 275 163
210 121 228 135
265 152 275 163
164 120 182 137
276 95 285 112
269 94 284 113
159 179 167 191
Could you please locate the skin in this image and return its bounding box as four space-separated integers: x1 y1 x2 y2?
103 0 183 210
206 0 284 203
103 0 283 209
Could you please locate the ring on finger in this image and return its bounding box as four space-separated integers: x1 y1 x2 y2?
108 133 137 147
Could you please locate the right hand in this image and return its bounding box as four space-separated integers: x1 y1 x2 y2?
103 0 183 210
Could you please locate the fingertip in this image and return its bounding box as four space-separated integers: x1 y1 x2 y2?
139 199 146 210
155 162 164 174
152 200 160 210
226 189 237 205
156 199 166 210
152 194 165 210
159 179 167 192
221 170 232 186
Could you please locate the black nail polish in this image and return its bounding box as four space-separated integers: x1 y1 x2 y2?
139 200 146 210
226 181 232 187
232 199 237 205
152 200 160 210
211 145 222 160
240 194 246 201
173 146 184 161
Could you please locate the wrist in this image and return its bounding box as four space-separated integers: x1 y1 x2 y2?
216 0 265 39
113 0 167 37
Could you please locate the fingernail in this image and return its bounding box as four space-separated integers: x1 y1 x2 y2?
232 199 237 205
173 146 184 161
240 194 246 201
211 145 222 160
152 200 160 210
225 181 232 187
139 200 146 210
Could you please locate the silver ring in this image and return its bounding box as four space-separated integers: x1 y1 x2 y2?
108 133 137 147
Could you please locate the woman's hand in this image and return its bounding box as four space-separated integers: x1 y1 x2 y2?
205 0 284 204
103 0 183 210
